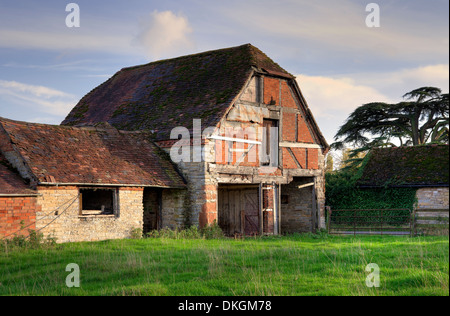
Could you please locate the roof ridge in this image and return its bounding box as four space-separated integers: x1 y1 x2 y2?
121 43 254 72
61 44 293 139
0 116 153 135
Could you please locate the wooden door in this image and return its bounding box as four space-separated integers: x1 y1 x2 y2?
218 187 260 236
243 190 259 235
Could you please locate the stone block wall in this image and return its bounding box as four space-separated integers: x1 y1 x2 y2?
161 188 190 229
416 187 449 210
281 177 317 234
415 187 449 236
35 186 144 243
163 141 219 229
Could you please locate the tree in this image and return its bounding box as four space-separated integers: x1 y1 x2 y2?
325 154 334 173
332 87 449 151
337 147 367 171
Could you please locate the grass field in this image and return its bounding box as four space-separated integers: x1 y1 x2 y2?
0 234 448 296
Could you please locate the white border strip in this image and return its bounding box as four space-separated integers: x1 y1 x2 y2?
209 135 261 145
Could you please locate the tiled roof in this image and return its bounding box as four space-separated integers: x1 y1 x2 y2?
0 117 186 188
358 145 449 188
0 152 37 195
61 44 293 141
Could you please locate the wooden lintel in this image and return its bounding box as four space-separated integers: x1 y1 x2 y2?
298 183 315 189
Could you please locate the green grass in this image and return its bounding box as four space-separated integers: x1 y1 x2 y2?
0 235 448 296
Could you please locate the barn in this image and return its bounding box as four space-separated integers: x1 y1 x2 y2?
1 44 330 241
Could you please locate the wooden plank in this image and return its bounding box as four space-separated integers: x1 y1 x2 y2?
78 193 83 216
240 210 245 235
298 182 314 189
279 142 322 149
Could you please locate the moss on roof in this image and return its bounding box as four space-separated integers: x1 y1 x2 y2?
0 117 186 188
61 44 293 141
357 145 449 188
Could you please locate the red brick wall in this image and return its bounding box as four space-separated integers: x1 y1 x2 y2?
291 148 307 169
262 185 275 234
199 185 218 228
308 148 319 170
281 81 297 109
282 148 297 169
0 197 39 238
263 186 274 210
264 77 280 105
297 114 314 143
282 112 296 142
262 76 320 171
282 148 319 170
263 210 274 234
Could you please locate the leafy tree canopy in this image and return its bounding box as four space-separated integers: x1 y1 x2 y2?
332 87 449 153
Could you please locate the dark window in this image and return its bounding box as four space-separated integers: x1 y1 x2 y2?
79 188 116 216
281 195 289 205
255 76 262 103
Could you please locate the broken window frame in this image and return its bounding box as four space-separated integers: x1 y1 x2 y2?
261 119 279 167
78 187 119 217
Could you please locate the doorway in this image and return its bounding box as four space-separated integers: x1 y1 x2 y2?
218 185 260 236
143 188 162 234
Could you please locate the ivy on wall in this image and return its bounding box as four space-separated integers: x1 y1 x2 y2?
325 169 418 225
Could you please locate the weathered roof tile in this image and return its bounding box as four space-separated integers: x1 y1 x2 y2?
0 117 185 188
62 44 293 141
358 145 449 188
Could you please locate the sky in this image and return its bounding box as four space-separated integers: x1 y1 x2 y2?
0 0 448 148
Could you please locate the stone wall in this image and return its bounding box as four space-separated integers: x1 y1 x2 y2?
35 186 144 243
415 187 449 236
281 178 314 234
161 142 218 229
416 187 449 210
161 188 190 229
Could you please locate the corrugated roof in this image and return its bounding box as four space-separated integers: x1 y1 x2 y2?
0 117 186 188
61 44 293 141
358 145 449 188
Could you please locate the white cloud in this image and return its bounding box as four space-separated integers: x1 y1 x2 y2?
134 10 194 60
297 75 392 119
296 63 449 144
0 80 77 116
353 64 450 96
297 74 393 144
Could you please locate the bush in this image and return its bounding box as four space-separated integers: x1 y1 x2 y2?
146 222 224 240
200 221 225 239
130 228 143 239
1 230 57 252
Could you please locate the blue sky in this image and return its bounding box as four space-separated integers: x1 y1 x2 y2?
0 0 448 145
